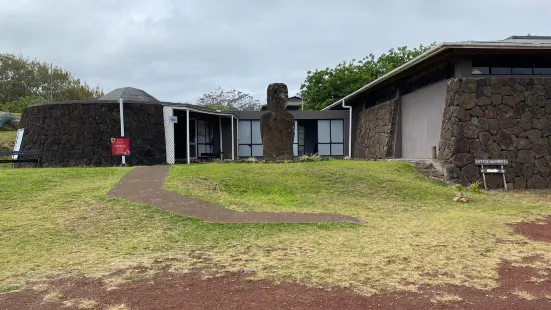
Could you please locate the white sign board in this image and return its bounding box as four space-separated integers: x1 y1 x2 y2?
12 128 24 160
169 116 178 124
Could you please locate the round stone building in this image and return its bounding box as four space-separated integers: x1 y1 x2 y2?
18 87 166 167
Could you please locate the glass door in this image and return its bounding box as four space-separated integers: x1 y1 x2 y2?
189 119 197 159
197 120 214 156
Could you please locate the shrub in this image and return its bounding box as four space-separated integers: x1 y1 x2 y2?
298 153 322 162
453 184 469 203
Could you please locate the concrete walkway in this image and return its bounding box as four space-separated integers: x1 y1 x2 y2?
108 166 364 224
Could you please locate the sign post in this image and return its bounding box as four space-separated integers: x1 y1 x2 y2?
474 159 509 190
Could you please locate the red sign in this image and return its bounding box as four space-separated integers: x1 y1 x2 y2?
111 137 130 156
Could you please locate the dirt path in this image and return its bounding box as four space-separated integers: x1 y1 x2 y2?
514 217 551 242
2 261 550 310
108 165 363 224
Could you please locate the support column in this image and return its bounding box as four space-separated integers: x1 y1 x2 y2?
219 116 223 160
186 109 190 164
231 115 235 160
163 106 175 164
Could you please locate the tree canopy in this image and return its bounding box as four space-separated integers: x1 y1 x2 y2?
299 43 436 110
196 87 262 111
0 53 104 113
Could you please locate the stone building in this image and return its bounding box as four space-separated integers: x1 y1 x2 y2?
16 88 349 167
323 36 551 189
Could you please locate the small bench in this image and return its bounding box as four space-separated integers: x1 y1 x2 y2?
200 152 223 162
0 150 41 168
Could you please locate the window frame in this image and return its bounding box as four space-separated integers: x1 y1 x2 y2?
294 124 306 156
238 120 263 157
317 119 344 156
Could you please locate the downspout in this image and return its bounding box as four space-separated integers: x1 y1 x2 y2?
342 99 352 158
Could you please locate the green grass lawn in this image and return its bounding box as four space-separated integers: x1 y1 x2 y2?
0 131 16 151
166 161 551 293
2 161 551 296
0 131 17 168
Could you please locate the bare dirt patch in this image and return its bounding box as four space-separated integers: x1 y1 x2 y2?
2 262 551 310
408 161 447 183
514 217 551 243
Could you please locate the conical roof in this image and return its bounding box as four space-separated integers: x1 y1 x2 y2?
98 87 159 102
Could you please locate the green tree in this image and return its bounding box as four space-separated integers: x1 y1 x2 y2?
300 43 436 110
0 53 104 112
196 87 261 111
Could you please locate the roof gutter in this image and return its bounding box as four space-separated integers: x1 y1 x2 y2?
322 42 551 111
341 99 352 158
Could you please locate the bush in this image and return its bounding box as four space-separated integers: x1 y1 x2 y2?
298 153 322 162
0 95 45 113
453 184 469 203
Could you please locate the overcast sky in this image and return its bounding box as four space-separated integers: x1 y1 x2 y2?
1 0 550 103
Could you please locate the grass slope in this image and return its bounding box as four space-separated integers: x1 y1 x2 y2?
1 161 551 295
0 167 318 285
166 161 551 293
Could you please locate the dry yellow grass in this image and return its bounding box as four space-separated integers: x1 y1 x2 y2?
103 270 155 291
430 292 463 303
42 290 63 303
62 298 98 309
107 304 129 310
512 289 538 300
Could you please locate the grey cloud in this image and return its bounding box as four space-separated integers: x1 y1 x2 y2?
1 0 550 103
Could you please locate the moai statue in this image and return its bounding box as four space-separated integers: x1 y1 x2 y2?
260 83 295 161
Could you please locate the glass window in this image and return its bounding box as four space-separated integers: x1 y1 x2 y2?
534 68 551 75
189 120 196 143
238 120 251 144
252 145 263 157
331 144 344 156
317 120 345 156
331 120 343 143
512 67 533 75
318 120 331 143
238 120 263 157
198 144 206 156
472 67 489 75
491 67 511 75
318 144 331 156
197 120 206 143
238 145 251 157
251 120 262 144
293 121 298 144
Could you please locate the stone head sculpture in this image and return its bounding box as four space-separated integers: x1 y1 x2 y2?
266 83 288 113
260 83 295 161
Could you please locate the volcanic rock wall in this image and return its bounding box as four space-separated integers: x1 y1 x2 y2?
353 100 398 159
18 101 166 167
439 78 551 189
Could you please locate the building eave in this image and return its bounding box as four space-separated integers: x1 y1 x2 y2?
322 42 551 110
